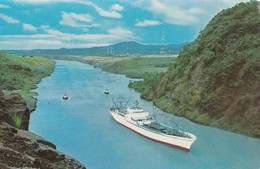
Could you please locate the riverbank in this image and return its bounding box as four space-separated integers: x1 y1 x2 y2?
11 53 177 79
0 51 55 112
90 55 177 78
0 91 86 169
29 60 260 169
0 52 86 168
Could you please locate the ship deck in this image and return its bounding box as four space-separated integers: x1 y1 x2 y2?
142 122 190 138
111 108 192 139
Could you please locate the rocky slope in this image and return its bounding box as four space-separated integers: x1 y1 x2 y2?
0 91 30 130
0 51 55 112
0 52 86 168
0 91 86 169
130 1 260 138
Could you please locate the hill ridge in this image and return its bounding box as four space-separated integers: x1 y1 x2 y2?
7 41 188 57
130 0 260 138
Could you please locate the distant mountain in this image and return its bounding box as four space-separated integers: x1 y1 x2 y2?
7 41 188 57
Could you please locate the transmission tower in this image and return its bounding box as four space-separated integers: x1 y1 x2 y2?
126 44 129 56
110 46 114 55
160 24 166 55
106 47 109 55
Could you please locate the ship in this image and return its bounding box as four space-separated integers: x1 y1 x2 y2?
104 89 109 94
62 94 68 100
110 97 197 152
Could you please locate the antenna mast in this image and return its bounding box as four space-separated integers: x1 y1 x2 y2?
160 24 166 55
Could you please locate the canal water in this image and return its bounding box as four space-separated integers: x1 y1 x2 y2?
29 60 260 169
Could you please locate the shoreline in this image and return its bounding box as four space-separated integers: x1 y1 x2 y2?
0 54 87 168
27 60 260 169
59 59 260 139
0 90 86 168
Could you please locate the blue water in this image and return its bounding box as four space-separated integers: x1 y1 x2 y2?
29 60 260 169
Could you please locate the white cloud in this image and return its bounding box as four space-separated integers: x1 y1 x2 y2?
0 14 20 23
221 0 249 6
107 27 134 37
187 7 203 14
69 12 92 22
92 5 122 18
13 0 123 18
59 12 94 27
125 0 250 26
147 0 202 25
41 25 64 36
23 23 37 32
13 0 68 3
82 28 88 32
0 39 110 50
110 4 124 11
135 20 162 27
0 4 10 8
0 26 137 50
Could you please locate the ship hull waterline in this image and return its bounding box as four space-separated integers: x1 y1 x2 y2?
111 111 196 152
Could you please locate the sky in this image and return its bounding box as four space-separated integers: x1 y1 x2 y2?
0 0 250 50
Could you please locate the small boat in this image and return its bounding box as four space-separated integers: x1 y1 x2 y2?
104 89 109 94
62 94 68 100
110 97 197 152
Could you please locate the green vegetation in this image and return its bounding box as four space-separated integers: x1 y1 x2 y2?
129 73 163 99
7 42 182 79
13 113 22 128
0 51 55 111
20 53 176 79
93 55 176 78
130 0 260 137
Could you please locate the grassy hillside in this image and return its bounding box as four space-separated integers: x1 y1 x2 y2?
11 52 176 79
130 1 260 137
84 55 176 78
7 41 181 79
0 51 55 111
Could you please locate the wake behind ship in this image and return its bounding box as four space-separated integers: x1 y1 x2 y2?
110 97 197 152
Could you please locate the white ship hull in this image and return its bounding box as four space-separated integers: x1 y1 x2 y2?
111 111 197 152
